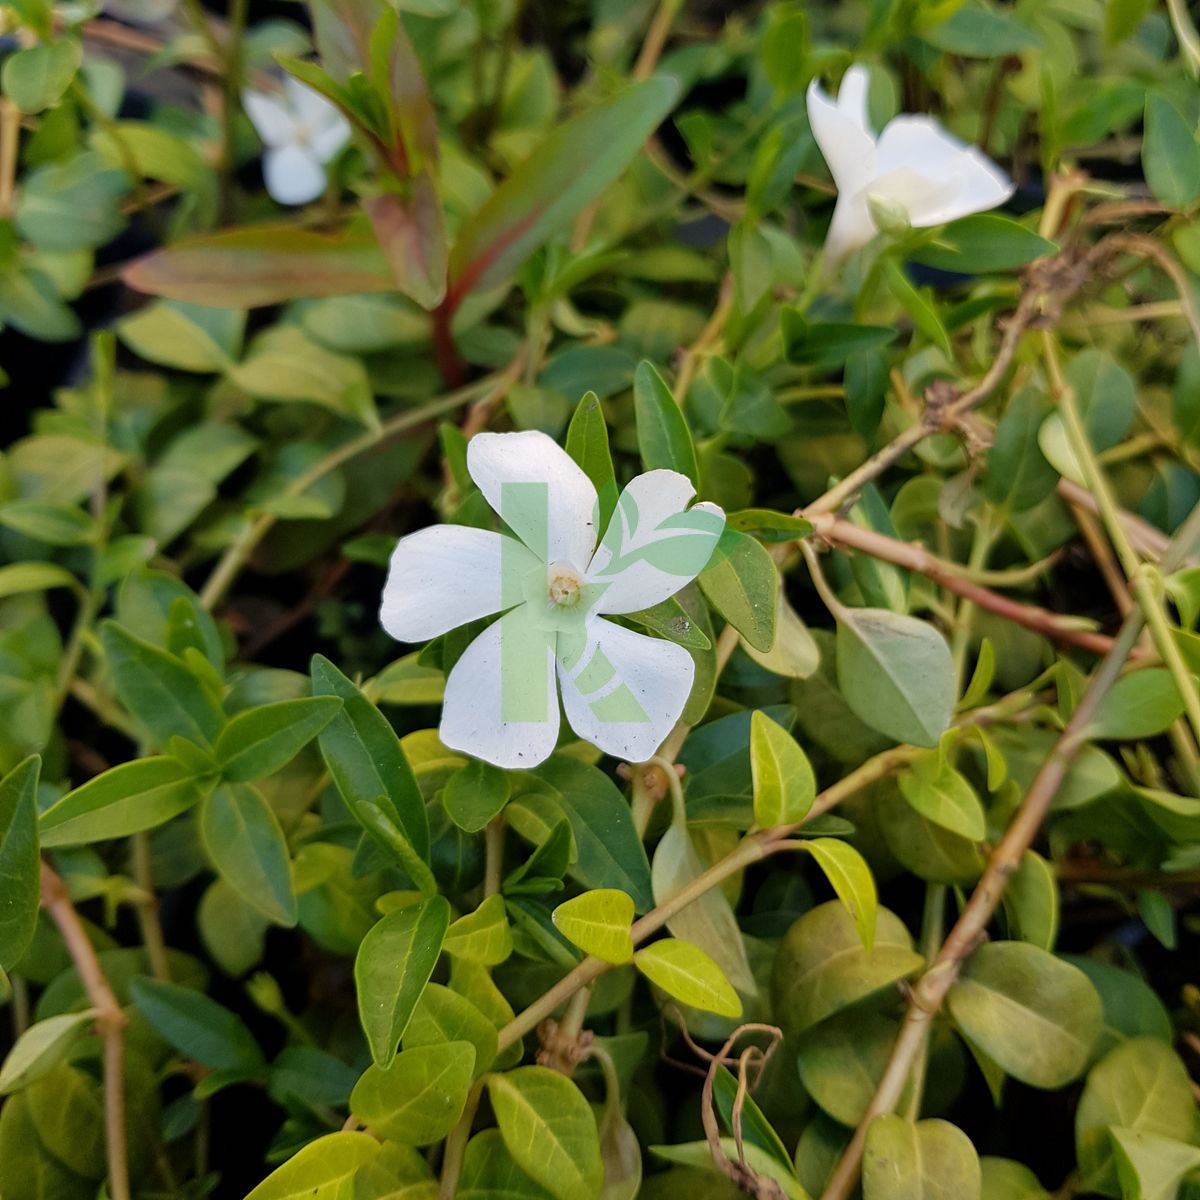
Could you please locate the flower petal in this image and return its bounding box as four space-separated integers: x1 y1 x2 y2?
873 116 1012 226
557 617 694 762
806 71 877 199
440 604 560 769
381 524 540 642
586 470 724 614
243 90 294 147
822 192 877 264
835 64 872 132
467 430 599 567
310 111 352 164
262 145 327 206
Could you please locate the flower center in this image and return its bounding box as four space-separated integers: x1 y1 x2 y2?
547 562 584 608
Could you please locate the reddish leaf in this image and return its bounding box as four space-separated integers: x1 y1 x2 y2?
364 174 447 310
124 225 395 307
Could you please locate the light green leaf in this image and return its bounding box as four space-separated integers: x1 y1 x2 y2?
117 300 244 373
1076 1038 1200 1195
1002 851 1059 951
459 1129 557 1200
1086 669 1185 740
244 1132 380 1200
633 938 743 1018
443 895 513 966
947 942 1101 1088
0 561 81 598
836 608 955 747
551 889 635 964
910 216 1055 274
980 1157 1048 1200
403 983 498 1076
565 390 619 534
1110 1128 1200 1200
351 1042 475 1144
750 710 816 828
898 752 986 841
355 896 450 1067
798 838 877 951
2 39 81 112
772 901 923 1033
798 1009 902 1127
0 1012 94 1095
0 501 95 547
487 1066 604 1200
862 1115 981 1200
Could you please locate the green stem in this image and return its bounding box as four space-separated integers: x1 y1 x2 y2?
1046 332 1200 751
199 376 499 611
904 884 946 1121
951 514 994 690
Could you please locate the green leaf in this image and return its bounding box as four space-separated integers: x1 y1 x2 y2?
243 1132 380 1200
124 225 395 307
980 1158 1048 1200
354 1142 437 1200
0 561 81 598
921 3 1040 55
198 784 297 926
0 758 40 972
633 361 699 487
798 1009 903 1127
403 983 499 1076
1143 92 1200 208
459 1129 557 1200
0 1012 93 1095
984 389 1057 513
750 711 816 828
443 895 513 966
0 501 96 546
39 757 204 848
882 259 951 355
117 300 244 373
528 757 653 911
626 595 713 650
910 216 1055 273
633 938 742 1017
781 311 897 366
946 942 1101 1088
726 508 813 543
2 39 82 112
898 752 986 840
711 1064 798 1178
355 895 449 1067
651 792 757 996
798 839 877 951
1086 669 1185 740
1110 1128 1200 1200
1076 1039 1200 1195
443 759 510 833
131 977 265 1073
100 621 225 748
565 391 619 534
448 77 680 302
15 152 129 253
488 1066 604 1200
215 697 342 782
1002 850 1059 951
551 889 635 964
862 1115 981 1200
312 654 430 863
350 1042 475 1144
772 901 923 1033
698 529 778 653
836 608 955 747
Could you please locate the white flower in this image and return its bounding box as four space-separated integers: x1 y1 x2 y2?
242 77 351 206
380 430 726 769
806 65 1014 264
